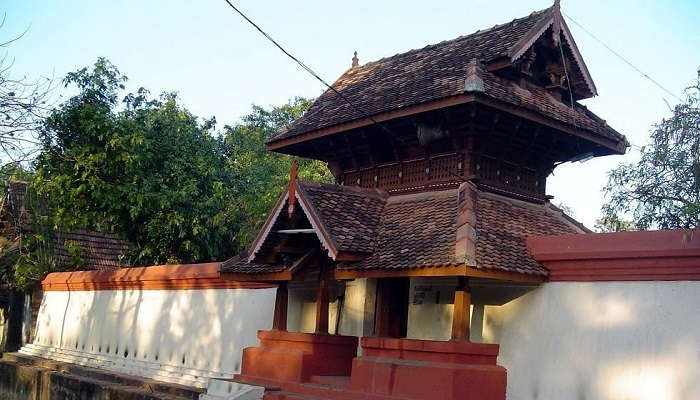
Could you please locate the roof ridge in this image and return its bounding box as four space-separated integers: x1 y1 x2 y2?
544 202 592 233
356 7 553 70
298 180 389 200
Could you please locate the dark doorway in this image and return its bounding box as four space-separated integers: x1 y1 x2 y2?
374 278 410 338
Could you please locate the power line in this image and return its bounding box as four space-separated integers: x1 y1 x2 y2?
222 0 396 137
562 11 682 102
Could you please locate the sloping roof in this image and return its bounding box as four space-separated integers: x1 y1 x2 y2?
267 5 626 151
473 192 588 275
297 181 387 254
349 191 457 271
224 180 586 278
341 189 584 276
1 181 130 271
220 255 285 275
52 230 129 270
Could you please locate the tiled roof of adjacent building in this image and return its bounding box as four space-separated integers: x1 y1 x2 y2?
222 180 586 277
1 181 130 270
267 6 626 150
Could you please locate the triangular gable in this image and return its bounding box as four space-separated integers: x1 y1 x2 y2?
508 3 597 98
247 182 340 262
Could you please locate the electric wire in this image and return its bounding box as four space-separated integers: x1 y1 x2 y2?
562 11 682 102
222 0 398 138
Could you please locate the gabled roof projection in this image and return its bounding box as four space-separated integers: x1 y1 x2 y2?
221 180 586 279
267 3 627 154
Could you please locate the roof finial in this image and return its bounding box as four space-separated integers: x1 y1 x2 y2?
287 158 298 219
552 0 562 46
351 51 359 68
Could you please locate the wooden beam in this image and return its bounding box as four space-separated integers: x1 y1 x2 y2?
288 249 317 275
272 282 288 331
315 263 330 334
334 265 545 283
273 245 308 254
451 277 471 341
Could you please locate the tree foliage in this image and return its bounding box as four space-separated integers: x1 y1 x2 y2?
221 98 333 247
593 215 637 233
28 58 330 271
602 70 700 230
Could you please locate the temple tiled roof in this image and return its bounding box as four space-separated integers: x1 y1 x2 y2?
349 191 457 271
220 255 285 275
473 193 588 275
2 181 130 270
340 189 584 276
298 181 387 254
267 6 625 149
222 181 586 277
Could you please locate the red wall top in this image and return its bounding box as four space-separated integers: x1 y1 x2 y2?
42 262 275 291
527 229 700 281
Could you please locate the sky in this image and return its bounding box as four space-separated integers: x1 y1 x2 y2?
3 0 699 229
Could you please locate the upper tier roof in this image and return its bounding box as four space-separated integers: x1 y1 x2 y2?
267 5 628 154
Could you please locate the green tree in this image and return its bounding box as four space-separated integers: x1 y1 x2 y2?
602 70 699 230
34 58 239 265
31 58 331 272
222 98 333 248
593 216 637 233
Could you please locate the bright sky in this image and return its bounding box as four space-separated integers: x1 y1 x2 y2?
4 0 699 229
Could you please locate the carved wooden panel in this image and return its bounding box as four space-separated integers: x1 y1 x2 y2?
402 160 429 186
360 169 376 188
378 164 402 188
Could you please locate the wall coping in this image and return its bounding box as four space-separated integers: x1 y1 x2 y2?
527 229 700 281
361 337 500 356
42 263 275 291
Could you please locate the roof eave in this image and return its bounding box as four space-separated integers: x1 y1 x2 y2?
334 264 546 282
267 93 627 156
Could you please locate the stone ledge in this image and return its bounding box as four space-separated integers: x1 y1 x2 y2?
0 353 203 400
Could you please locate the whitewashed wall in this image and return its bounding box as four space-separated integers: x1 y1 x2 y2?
287 278 372 337
483 281 700 400
22 287 276 388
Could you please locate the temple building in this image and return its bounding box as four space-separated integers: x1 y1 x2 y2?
222 2 629 399
5 2 698 399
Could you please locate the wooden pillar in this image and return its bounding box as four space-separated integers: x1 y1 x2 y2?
374 279 391 337
315 265 329 334
451 277 471 341
272 281 288 331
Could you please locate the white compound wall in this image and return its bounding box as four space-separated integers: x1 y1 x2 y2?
483 281 700 400
22 286 276 388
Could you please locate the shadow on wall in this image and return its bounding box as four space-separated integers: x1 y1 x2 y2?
32 283 276 386
482 281 700 400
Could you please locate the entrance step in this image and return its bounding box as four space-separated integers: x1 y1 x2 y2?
264 392 329 400
309 376 350 390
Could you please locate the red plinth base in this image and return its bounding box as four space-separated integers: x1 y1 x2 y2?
235 330 359 386
350 337 507 400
